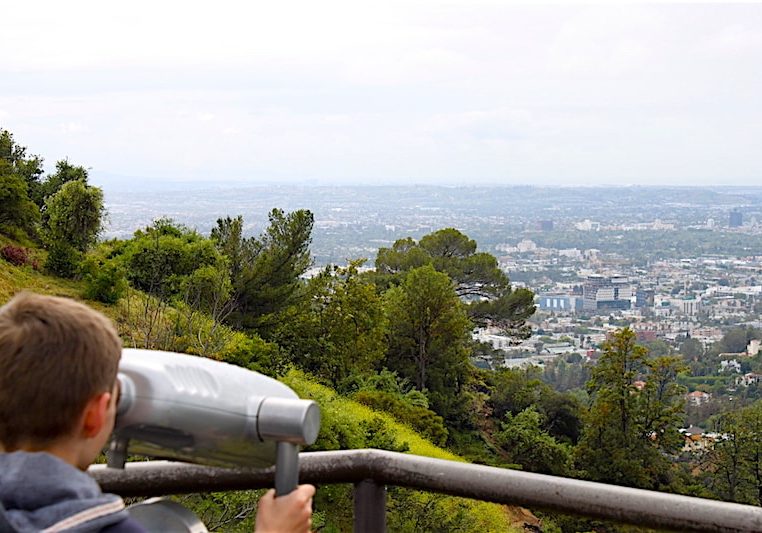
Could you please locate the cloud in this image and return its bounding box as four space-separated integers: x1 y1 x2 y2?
59 121 88 134
2 3 762 186
546 6 661 77
425 108 534 141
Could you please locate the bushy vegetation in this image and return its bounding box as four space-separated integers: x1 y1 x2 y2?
1 245 38 269
1 129 104 277
283 371 513 532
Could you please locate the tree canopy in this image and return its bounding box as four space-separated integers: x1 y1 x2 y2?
376 228 535 341
274 261 387 386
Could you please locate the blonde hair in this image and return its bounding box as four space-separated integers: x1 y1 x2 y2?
0 292 122 449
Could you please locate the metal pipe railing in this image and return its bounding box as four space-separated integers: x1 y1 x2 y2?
90 449 762 533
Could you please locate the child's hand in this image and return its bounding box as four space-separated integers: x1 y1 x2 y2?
255 484 315 533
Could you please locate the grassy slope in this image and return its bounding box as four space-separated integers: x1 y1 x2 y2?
286 372 529 532
0 261 80 302
0 257 527 532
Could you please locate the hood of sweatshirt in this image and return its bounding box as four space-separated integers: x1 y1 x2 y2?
0 451 128 532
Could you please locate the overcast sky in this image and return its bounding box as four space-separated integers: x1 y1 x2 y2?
2 1 761 187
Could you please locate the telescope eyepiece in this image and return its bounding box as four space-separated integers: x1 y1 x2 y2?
257 398 321 446
115 374 135 417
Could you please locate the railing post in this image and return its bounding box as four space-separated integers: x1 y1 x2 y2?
353 479 386 533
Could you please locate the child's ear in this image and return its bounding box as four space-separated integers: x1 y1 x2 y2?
81 392 111 438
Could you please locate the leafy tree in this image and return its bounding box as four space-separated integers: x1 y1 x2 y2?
542 356 590 392
180 263 234 319
488 367 546 420
274 261 387 386
112 220 232 353
575 328 686 490
173 263 237 356
714 327 761 354
43 180 103 252
468 287 536 341
0 129 44 202
37 159 89 208
345 369 448 446
680 337 704 360
376 228 535 341
0 164 39 238
707 410 752 504
219 332 284 376
421 228 508 299
123 218 223 298
540 391 584 445
642 338 673 357
488 367 582 445
374 237 431 278
377 228 507 298
383 264 472 421
42 180 104 276
705 401 762 505
637 355 688 450
44 242 82 278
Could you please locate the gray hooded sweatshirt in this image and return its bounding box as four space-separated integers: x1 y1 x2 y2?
0 451 133 532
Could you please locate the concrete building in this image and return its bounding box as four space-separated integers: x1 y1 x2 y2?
635 288 655 308
676 297 701 316
583 275 633 312
575 219 600 231
517 239 537 253
558 248 582 260
537 294 581 313
737 373 762 387
748 339 761 357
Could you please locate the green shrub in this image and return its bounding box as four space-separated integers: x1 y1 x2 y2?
44 242 81 278
283 370 514 532
219 332 284 376
353 390 448 446
81 257 128 303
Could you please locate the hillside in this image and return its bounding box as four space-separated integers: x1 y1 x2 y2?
0 255 528 532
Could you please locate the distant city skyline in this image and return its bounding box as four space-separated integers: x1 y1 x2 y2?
2 2 762 187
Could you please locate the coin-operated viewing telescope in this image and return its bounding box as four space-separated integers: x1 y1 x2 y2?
108 349 321 531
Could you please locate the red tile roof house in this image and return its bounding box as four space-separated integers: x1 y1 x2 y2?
686 390 712 406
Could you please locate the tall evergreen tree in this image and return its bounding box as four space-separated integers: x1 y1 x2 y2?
224 209 314 337
575 328 686 490
384 265 472 421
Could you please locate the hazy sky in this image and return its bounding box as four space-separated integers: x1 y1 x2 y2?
2 1 761 187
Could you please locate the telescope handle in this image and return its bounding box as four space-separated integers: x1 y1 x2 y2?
275 442 299 496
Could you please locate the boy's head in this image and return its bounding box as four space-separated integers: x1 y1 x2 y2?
0 292 122 457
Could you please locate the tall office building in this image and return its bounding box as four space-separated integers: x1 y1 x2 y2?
729 211 743 228
635 288 655 308
583 275 633 312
